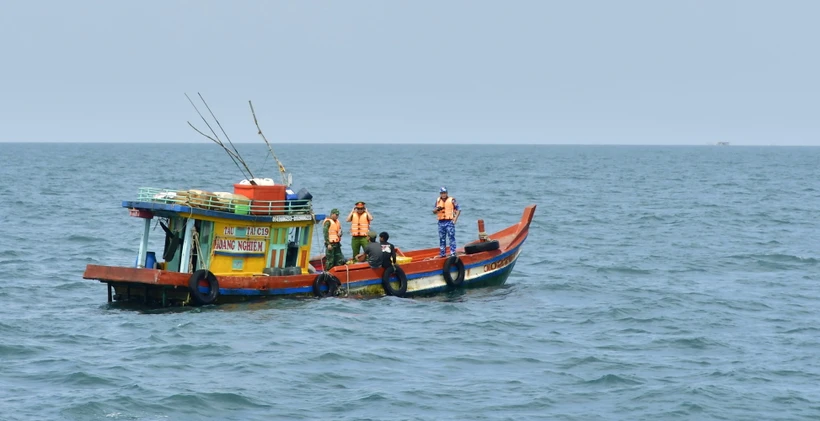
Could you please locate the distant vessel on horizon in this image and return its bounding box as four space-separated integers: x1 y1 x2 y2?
716 141 730 146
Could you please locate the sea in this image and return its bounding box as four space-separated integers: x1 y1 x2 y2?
1 143 819 421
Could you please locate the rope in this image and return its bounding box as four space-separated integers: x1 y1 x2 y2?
344 264 350 297
192 230 204 272
314 219 327 273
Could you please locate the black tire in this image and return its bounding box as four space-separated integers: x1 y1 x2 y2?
313 273 339 298
189 270 219 305
382 266 408 297
464 239 499 254
443 255 465 287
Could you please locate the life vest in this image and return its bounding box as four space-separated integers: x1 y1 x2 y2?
350 212 371 236
324 218 341 243
436 197 455 220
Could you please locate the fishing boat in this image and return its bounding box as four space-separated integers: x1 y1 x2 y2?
81 96 536 306
82 193 535 306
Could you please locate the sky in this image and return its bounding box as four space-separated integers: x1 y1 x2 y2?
0 0 818 145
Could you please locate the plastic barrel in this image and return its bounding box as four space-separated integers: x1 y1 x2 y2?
136 251 158 269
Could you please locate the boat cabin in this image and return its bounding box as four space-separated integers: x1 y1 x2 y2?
128 184 321 277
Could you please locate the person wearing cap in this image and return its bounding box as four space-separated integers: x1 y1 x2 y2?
346 201 374 258
355 230 383 269
323 208 346 268
433 187 461 258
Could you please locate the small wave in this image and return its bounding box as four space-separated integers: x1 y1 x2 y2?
600 306 637 318
713 299 772 312
59 371 119 387
351 392 389 402
542 281 589 292
666 267 707 273
55 281 91 291
314 351 347 361
708 370 735 378
65 234 101 243
0 343 47 357
617 316 667 324
728 253 818 265
712 182 739 188
652 336 726 349
618 328 650 334
583 373 643 386
771 394 811 404
596 266 652 275
160 392 271 410
782 326 820 334
559 356 603 369
636 214 664 222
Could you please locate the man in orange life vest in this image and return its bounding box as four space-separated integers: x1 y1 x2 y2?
323 208 346 268
346 201 373 258
433 187 461 257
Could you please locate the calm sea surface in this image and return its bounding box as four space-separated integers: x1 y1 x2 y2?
1 143 819 420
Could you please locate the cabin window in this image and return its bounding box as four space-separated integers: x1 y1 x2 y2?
161 216 186 272
195 220 214 270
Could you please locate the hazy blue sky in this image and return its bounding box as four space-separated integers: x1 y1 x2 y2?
1 1 817 145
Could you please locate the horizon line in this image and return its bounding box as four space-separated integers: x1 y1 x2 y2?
0 141 817 147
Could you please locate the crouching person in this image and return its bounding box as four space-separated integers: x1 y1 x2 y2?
356 231 383 269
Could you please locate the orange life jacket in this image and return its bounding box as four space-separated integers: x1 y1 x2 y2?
436 197 455 220
324 218 341 243
350 212 371 236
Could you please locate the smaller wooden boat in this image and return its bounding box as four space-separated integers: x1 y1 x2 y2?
82 184 536 306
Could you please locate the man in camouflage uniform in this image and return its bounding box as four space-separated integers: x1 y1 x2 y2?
433 187 461 257
323 208 346 268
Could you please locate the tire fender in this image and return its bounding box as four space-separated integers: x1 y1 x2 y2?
464 239 500 255
443 255 465 287
313 273 340 298
382 266 408 297
188 269 219 305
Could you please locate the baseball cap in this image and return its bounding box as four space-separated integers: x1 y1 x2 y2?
330 208 340 215
367 230 377 239
440 187 447 193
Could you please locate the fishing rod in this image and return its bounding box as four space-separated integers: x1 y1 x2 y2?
187 122 245 163
185 93 256 182
249 100 288 186
198 92 247 175
185 93 247 176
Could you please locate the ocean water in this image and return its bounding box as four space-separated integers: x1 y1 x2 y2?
1 143 819 420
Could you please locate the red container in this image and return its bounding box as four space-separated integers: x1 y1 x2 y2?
233 184 286 215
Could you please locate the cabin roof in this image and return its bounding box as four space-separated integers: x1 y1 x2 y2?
123 201 317 224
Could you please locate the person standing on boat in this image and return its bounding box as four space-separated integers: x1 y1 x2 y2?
323 208 346 268
379 231 398 268
433 187 460 257
346 201 373 258
356 230 383 269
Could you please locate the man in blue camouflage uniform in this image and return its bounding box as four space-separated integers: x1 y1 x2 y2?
433 187 461 257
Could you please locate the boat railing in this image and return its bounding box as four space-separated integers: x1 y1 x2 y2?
137 187 312 216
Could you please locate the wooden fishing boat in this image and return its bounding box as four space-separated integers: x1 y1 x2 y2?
83 97 535 306
82 185 536 306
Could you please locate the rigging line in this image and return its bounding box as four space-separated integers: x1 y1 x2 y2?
198 93 255 180
249 100 288 185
